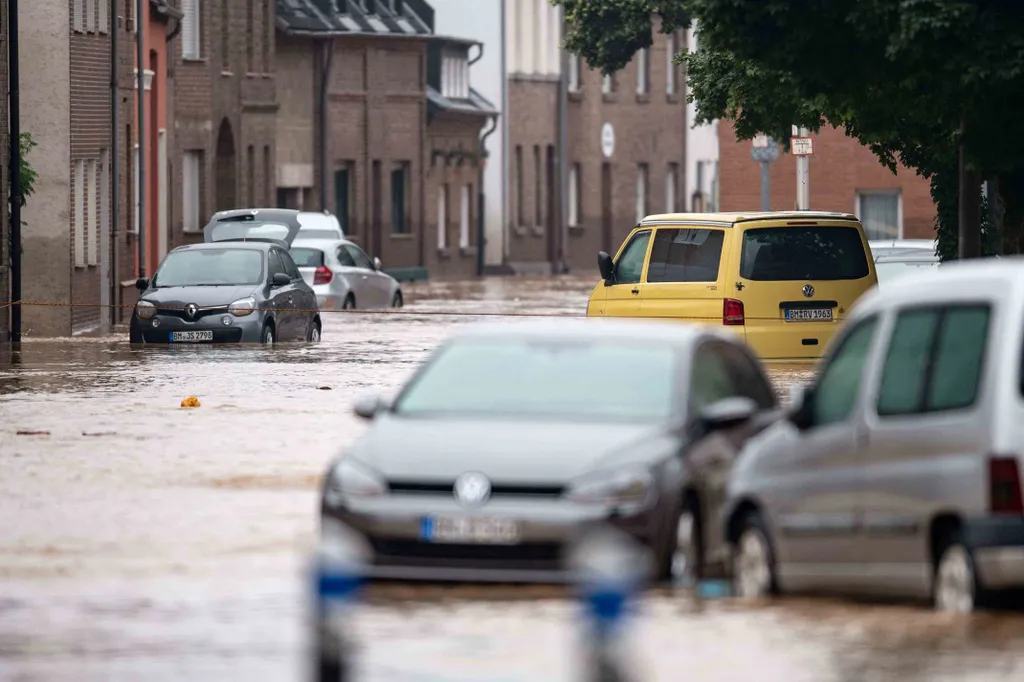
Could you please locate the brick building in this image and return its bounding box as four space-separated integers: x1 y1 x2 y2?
275 0 495 281
716 121 936 240
0 0 8 339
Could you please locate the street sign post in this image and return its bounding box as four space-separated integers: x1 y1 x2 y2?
750 137 779 211
793 131 812 208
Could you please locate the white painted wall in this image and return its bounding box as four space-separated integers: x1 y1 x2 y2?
684 24 719 211
432 0 505 266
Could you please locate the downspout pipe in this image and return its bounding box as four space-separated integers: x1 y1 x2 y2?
477 115 498 277
9 0 21 341
136 0 147 277
557 13 568 274
318 38 335 211
105 0 119 332
469 42 483 67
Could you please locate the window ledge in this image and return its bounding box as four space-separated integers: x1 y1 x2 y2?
602 92 617 103
666 92 682 104
437 247 452 259
568 224 585 235
512 224 528 237
530 225 545 238
182 57 205 63
182 227 203 234
390 232 414 240
459 245 477 258
635 92 651 104
221 70 234 77
568 90 583 102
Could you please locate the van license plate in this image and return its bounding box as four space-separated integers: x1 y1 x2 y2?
784 308 833 322
171 331 214 342
420 516 521 544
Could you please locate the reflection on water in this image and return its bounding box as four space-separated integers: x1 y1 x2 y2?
1 274 1021 682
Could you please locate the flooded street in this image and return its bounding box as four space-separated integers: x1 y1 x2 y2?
2 275 1021 681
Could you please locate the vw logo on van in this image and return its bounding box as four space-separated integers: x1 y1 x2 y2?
802 284 815 298
453 472 491 507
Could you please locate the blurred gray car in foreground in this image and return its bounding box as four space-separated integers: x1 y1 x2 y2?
320 319 782 583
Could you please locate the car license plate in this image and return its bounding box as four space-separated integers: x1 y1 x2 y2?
170 330 214 342
420 516 521 544
784 308 833 322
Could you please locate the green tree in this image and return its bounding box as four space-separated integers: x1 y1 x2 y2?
555 0 1024 257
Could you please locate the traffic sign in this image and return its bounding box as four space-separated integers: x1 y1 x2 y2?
601 123 615 158
791 137 814 155
751 137 779 163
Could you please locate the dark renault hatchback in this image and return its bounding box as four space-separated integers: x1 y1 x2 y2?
130 209 322 345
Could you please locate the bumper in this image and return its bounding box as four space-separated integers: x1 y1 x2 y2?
964 516 1024 590
744 320 840 360
321 494 663 582
130 312 265 343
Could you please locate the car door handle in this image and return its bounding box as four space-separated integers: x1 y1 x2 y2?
631 288 639 295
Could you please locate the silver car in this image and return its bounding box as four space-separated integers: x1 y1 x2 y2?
868 238 939 285
290 238 403 310
724 258 1024 612
320 319 781 583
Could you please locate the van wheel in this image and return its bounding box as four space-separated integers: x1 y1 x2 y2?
934 532 981 613
392 291 403 308
732 512 777 599
342 295 355 310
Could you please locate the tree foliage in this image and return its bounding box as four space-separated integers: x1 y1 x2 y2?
553 0 1024 256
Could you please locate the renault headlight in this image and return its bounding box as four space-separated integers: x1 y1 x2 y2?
566 465 656 507
135 300 156 320
228 297 256 317
324 458 387 507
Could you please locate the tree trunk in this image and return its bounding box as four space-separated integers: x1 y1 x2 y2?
958 141 982 259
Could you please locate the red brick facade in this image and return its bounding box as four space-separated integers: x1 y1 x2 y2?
717 120 936 239
0 0 8 338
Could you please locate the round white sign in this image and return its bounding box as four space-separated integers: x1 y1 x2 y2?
601 123 615 158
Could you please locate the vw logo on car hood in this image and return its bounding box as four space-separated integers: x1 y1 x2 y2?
184 303 198 319
802 284 815 298
453 472 491 507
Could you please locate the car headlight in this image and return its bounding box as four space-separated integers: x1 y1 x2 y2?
228 297 256 317
135 300 156 320
566 465 656 507
324 458 387 507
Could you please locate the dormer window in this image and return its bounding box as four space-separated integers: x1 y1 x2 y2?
441 51 469 99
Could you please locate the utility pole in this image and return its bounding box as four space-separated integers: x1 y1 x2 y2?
135 0 146 277
750 135 778 210
792 127 812 210
958 135 982 259
9 0 22 342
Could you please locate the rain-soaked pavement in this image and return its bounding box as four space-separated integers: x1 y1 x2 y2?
1 275 1022 681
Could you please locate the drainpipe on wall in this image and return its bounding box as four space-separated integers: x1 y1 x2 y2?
477 115 498 277
9 0 22 341
557 14 569 274
500 0 509 267
136 0 147 277
318 38 335 212
105 0 120 333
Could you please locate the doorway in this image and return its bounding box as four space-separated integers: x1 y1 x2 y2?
215 118 237 211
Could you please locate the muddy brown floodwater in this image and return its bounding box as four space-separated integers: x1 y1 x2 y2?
1 275 1021 682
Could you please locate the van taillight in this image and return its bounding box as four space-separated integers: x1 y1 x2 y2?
989 456 1024 515
723 299 745 326
313 266 333 285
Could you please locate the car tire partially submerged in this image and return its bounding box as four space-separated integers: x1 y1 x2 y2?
733 512 777 599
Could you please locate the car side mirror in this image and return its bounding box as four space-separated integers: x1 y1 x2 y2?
353 394 390 420
373 257 382 271
788 385 815 431
135 277 149 291
697 396 759 435
597 251 614 283
271 272 291 287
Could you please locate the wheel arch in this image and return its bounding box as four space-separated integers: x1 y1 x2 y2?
726 497 764 546
928 511 965 568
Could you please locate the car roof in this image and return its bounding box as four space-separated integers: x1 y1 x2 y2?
639 210 859 227
852 256 1024 316
449 318 726 347
290 238 355 250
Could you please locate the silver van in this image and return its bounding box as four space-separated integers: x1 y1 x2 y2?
722 257 1024 612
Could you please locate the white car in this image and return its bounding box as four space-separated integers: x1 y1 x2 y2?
297 211 345 240
868 239 940 285
290 238 403 310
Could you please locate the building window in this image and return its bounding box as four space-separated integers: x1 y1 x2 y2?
666 163 678 212
247 145 255 205
182 150 203 232
390 163 409 234
441 52 469 99
263 146 272 204
262 0 271 72
334 162 353 233
437 184 448 250
246 0 254 71
460 184 471 249
857 191 902 239
602 73 614 94
87 159 98 265
99 0 108 33
666 32 678 94
533 145 542 226
99 149 110 259
221 0 230 70
73 0 84 32
636 164 649 223
515 145 523 225
132 144 141 233
74 160 86 267
568 163 580 227
636 48 650 94
124 0 135 32
568 54 580 92
85 0 96 31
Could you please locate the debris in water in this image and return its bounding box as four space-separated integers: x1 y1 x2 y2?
318 386 332 390
82 432 117 437
16 430 50 436
181 396 201 408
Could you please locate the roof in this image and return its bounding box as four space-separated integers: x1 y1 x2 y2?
451 318 723 347
427 86 497 117
278 0 436 37
639 211 859 227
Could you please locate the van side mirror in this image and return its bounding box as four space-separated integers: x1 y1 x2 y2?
597 251 614 282
788 385 815 431
271 272 291 287
135 277 150 291
697 397 758 435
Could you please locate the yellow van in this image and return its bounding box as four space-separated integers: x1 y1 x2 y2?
586 211 878 360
